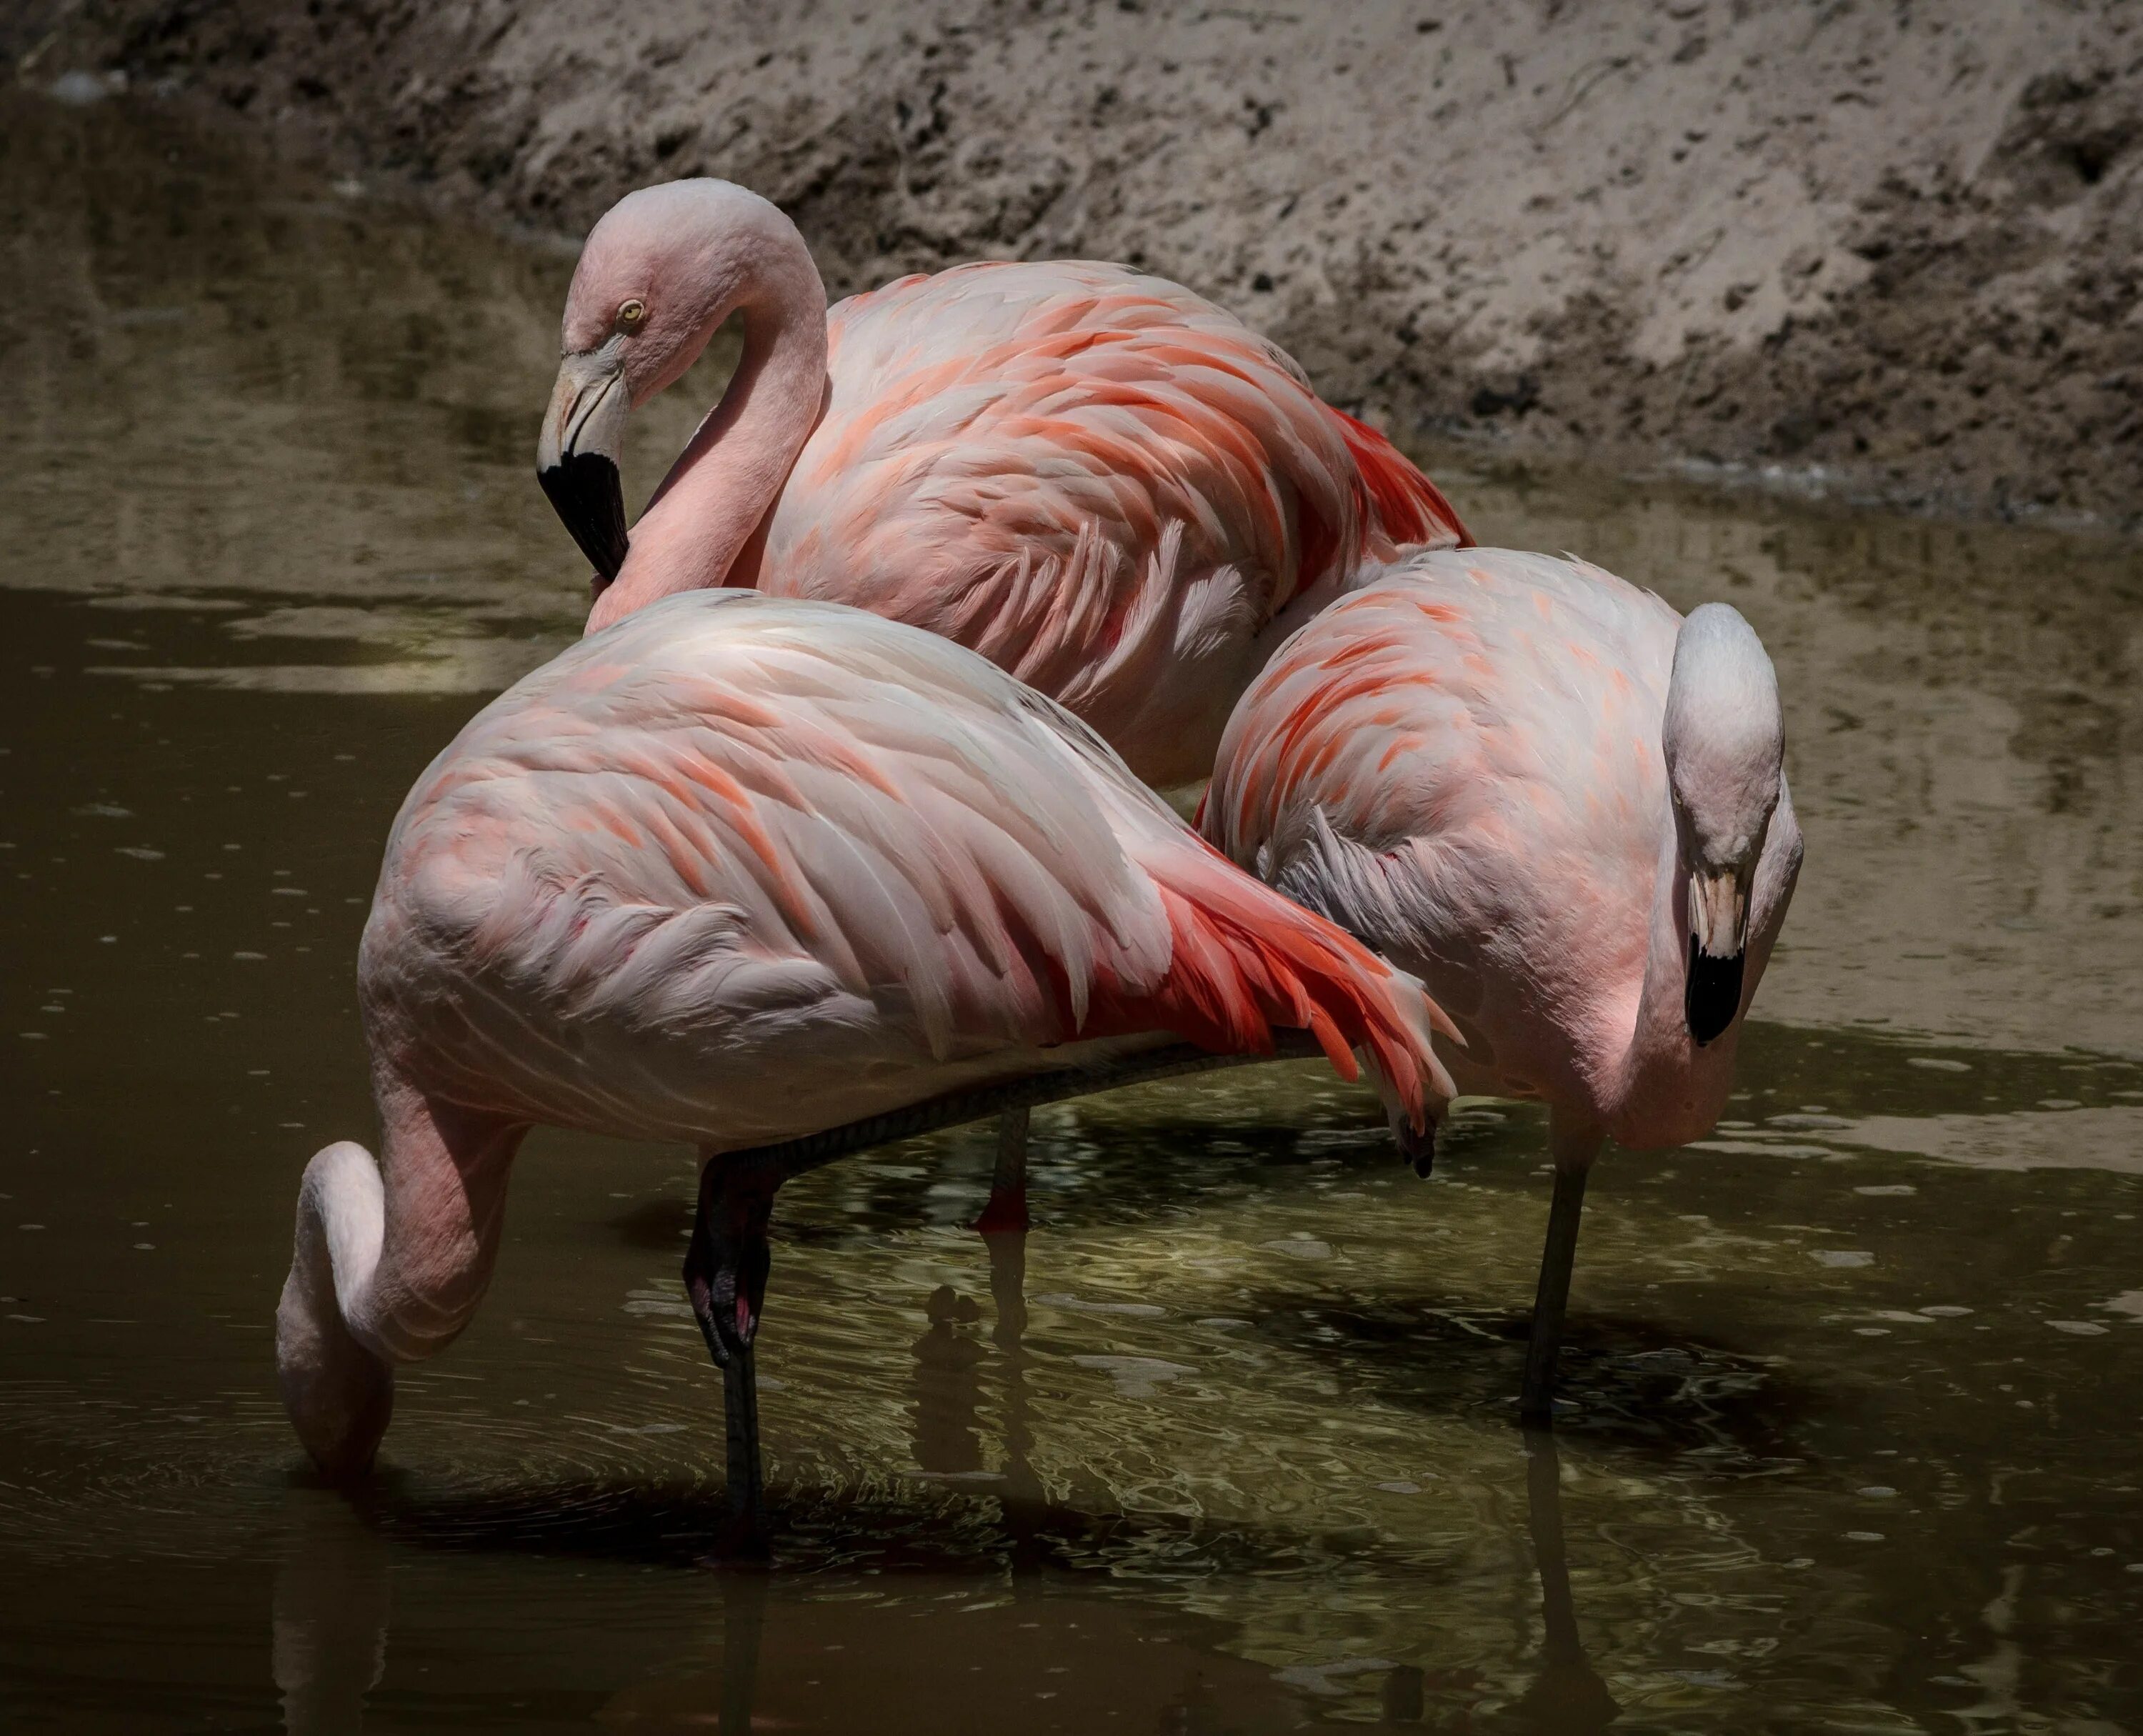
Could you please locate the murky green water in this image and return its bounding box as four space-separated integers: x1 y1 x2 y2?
5 91 2143 1734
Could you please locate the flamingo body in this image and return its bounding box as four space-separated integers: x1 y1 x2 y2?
541 182 1469 789
1204 549 1802 1149
370 590 1442 1142
281 592 1452 1480
1202 548 1804 1412
754 261 1467 785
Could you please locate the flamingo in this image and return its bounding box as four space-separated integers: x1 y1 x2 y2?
533 179 1471 1232
276 591 1454 1539
534 179 1471 794
1200 549 1804 1417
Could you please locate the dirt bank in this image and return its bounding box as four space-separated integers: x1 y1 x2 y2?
10 0 2142 531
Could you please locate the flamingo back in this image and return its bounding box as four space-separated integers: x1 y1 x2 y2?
1203 549 1685 1097
362 593 1445 1150
758 261 1467 785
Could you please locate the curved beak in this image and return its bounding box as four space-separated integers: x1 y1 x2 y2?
1683 865 1749 1047
536 342 631 586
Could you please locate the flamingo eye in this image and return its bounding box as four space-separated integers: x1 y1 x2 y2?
616 299 646 332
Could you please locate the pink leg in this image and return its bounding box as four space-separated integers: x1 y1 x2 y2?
276 1067 524 1477
972 1107 1031 1235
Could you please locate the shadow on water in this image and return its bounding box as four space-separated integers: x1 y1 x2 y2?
1244 1292 1815 1467
263 1232 1625 1731
270 1268 1621 1735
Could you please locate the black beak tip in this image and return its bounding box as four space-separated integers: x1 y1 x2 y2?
1684 940 1745 1048
537 452 629 584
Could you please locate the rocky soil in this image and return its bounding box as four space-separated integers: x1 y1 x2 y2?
9 0 2142 530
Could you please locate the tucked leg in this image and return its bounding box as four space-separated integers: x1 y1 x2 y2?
1519 1127 1601 1420
684 1151 782 1545
974 1107 1031 1234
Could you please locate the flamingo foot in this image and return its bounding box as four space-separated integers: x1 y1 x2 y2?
685 1152 781 1547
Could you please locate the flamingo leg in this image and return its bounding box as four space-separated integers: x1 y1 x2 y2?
1519 1164 1591 1421
755 1033 1327 1184
974 1107 1031 1234
684 1150 781 1551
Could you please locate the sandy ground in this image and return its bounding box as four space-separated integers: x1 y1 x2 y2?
7 0 2142 532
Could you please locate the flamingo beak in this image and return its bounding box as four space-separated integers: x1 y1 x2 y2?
1684 865 1748 1047
536 344 631 587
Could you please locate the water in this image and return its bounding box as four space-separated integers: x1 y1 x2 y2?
4 89 2142 1733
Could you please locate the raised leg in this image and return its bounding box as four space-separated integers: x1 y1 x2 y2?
1519 1164 1590 1421
684 1151 782 1550
974 1107 1031 1234
276 1072 524 1478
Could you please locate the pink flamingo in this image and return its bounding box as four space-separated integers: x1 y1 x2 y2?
534 178 1471 1232
1201 549 1804 1417
276 592 1454 1535
534 179 1471 795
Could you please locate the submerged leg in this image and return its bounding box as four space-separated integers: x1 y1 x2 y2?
684 1151 782 1550
974 1107 1031 1234
1519 1162 1593 1421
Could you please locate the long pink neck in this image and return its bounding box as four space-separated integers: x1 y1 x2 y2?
586 254 828 633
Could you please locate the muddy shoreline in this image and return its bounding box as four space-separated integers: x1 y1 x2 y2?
9 0 2140 534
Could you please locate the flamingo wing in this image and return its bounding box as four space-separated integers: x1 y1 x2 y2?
1202 549 1680 1032
366 592 1445 1150
759 261 1467 784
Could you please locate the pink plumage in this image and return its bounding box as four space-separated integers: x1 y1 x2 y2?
279 593 1457 1480
1203 548 1804 1412
371 592 1447 1142
540 182 1471 788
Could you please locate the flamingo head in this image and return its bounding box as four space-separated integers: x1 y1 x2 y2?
536 179 812 594
1662 603 1785 1047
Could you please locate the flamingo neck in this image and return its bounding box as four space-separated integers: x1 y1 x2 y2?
589 256 828 632
1606 818 1739 1147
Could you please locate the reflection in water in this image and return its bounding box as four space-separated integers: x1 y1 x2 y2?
272 1487 389 1736
1509 1430 1619 1733
984 1231 1046 1517
266 1324 1627 1735
714 1572 768 1736
909 1284 988 1477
